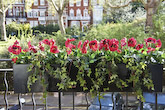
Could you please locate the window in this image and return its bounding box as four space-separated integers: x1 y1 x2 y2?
69 0 74 7
34 21 38 27
76 9 81 17
33 11 38 17
40 0 45 5
40 11 45 16
70 9 74 17
92 0 97 5
83 0 88 6
83 8 88 17
76 0 81 6
34 0 38 5
8 8 13 16
71 21 80 27
27 11 32 17
20 8 22 17
40 20 46 24
16 7 19 16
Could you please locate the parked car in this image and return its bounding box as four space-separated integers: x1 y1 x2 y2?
88 93 124 110
140 92 165 110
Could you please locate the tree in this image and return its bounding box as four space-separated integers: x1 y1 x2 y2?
105 0 163 32
47 0 68 35
0 0 33 41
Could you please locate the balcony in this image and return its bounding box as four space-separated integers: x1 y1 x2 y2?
38 17 46 21
68 16 90 20
46 16 58 21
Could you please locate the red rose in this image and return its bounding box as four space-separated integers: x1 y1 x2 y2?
155 39 162 48
120 37 127 49
99 39 109 51
108 39 119 51
82 40 89 54
135 44 143 50
89 40 98 51
78 41 82 50
42 39 50 45
12 57 18 63
128 37 137 47
8 45 22 55
50 45 59 54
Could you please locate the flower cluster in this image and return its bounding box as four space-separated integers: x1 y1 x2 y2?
8 37 162 63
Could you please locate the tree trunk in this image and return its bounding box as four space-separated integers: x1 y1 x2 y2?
145 0 159 32
0 12 7 41
58 14 66 35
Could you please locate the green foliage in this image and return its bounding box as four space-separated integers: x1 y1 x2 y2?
83 20 149 42
6 22 31 38
32 24 60 35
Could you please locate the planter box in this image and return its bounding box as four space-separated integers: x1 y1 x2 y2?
13 64 43 93
13 63 163 93
148 64 163 92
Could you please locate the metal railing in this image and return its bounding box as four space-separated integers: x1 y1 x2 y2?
0 59 164 110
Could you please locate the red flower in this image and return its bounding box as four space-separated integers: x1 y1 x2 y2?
89 40 98 51
155 39 162 48
30 46 38 53
39 42 45 51
65 38 76 55
78 41 82 50
82 40 89 54
147 47 155 53
117 49 122 53
136 44 143 50
65 38 76 49
50 45 59 54
99 39 109 51
144 37 156 47
42 39 50 45
108 39 119 51
120 37 127 49
23 49 29 52
50 39 56 46
14 40 19 45
28 41 32 49
128 37 137 47
12 57 18 63
146 37 156 43
8 45 22 55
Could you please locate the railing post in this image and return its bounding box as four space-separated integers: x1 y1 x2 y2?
73 92 75 110
45 96 48 110
58 92 61 110
4 71 9 110
32 93 36 110
125 92 128 110
18 93 23 110
85 93 88 110
155 92 158 110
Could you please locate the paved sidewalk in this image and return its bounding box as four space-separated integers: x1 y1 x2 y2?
0 92 138 110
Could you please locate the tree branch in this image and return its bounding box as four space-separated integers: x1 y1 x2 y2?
107 0 133 9
0 9 2 13
51 0 59 12
140 0 147 9
4 4 12 12
62 0 67 12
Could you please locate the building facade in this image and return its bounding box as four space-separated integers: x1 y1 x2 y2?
5 0 103 30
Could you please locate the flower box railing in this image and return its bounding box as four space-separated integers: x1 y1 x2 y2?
0 59 164 110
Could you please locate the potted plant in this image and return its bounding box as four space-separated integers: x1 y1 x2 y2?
8 37 164 101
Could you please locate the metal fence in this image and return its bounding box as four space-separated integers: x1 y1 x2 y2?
0 59 164 110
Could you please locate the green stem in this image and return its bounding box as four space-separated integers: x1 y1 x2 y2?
98 92 102 110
